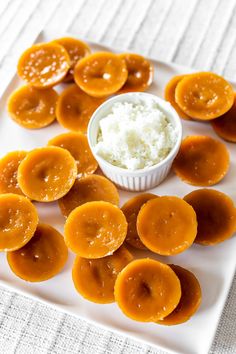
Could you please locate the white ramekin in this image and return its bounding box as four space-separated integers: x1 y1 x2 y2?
87 92 182 192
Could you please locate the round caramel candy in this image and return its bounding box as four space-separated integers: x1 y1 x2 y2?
7 223 68 282
164 75 191 120
173 135 229 186
157 265 201 325
17 147 77 202
48 132 98 176
58 175 119 217
74 52 128 97
0 151 27 195
211 93 236 142
53 37 91 81
121 193 157 250
0 194 38 251
17 42 70 88
72 246 133 304
7 85 58 129
114 259 181 322
175 72 234 120
137 196 197 255
118 53 154 93
56 85 105 132
64 201 127 258
184 189 236 245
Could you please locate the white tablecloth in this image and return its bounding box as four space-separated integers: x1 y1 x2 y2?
0 0 236 353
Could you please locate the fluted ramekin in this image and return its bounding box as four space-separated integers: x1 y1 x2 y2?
87 92 182 192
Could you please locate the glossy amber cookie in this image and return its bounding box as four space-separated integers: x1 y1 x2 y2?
64 201 127 258
173 135 229 186
114 259 181 322
72 246 133 304
164 75 191 120
17 42 70 88
118 53 154 93
58 175 119 217
17 147 77 202
74 52 128 97
211 93 236 142
8 85 58 129
7 223 68 282
0 151 27 195
54 37 91 81
184 189 236 245
0 194 38 251
56 85 105 132
137 196 197 255
48 132 98 176
175 72 234 120
157 265 201 325
121 193 157 250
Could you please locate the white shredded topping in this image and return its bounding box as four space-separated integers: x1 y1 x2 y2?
95 101 177 170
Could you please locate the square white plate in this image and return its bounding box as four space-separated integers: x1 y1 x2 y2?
0 30 235 354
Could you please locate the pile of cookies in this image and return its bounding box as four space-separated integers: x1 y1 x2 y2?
165 72 235 186
8 37 153 132
64 196 203 325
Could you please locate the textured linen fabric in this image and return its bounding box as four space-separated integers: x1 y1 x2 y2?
0 0 236 353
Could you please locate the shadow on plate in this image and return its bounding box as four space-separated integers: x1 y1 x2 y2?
190 267 223 313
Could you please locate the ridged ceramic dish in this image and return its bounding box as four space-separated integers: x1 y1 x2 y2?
88 92 182 191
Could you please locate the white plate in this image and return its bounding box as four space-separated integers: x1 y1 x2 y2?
0 30 235 354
